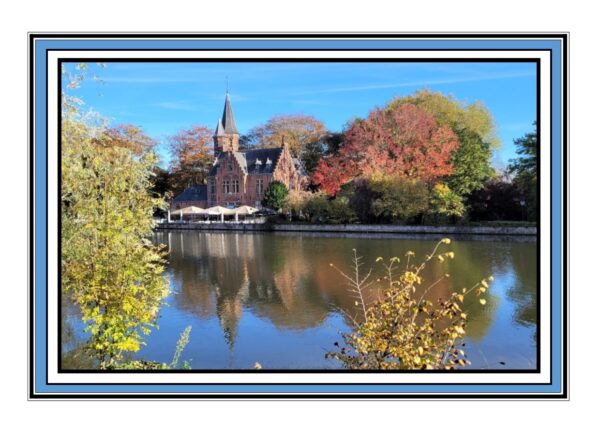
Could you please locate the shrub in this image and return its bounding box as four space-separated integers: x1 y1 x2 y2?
326 239 492 370
427 183 465 223
369 175 430 223
284 190 313 220
467 178 524 221
262 180 289 210
290 191 357 224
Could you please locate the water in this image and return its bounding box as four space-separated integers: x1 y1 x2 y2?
63 230 537 370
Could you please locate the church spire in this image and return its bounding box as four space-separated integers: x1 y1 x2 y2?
221 92 239 135
214 118 225 137
213 92 240 155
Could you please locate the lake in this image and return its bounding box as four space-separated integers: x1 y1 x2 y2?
62 230 537 370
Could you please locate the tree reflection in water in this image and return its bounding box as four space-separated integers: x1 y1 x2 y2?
142 231 537 369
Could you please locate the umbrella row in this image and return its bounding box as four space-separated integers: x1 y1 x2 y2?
169 205 259 222
171 205 258 216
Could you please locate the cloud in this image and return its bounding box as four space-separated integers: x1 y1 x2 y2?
294 71 536 95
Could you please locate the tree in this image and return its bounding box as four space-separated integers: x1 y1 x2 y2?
508 124 538 221
150 166 174 205
389 90 496 196
337 178 379 223
245 114 327 173
284 189 313 220
262 180 289 210
168 125 214 195
428 183 466 222
61 112 170 367
312 104 459 196
389 89 499 149
369 175 430 223
96 124 157 156
467 177 524 221
446 129 494 196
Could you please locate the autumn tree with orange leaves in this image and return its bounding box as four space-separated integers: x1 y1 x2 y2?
168 125 214 195
96 124 157 156
312 104 459 196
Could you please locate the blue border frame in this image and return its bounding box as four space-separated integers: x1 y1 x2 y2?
29 34 567 398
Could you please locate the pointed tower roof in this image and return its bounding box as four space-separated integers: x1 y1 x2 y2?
214 118 225 137
221 93 239 135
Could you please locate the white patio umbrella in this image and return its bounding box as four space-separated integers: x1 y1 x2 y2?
234 205 259 215
206 206 236 222
171 205 207 220
234 205 259 222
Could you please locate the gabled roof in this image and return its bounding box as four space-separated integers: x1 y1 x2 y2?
243 147 283 174
221 93 238 135
173 185 208 202
208 147 284 176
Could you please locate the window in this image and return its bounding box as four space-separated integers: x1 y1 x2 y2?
256 178 264 195
208 179 215 196
228 162 233 171
232 179 239 194
223 180 230 194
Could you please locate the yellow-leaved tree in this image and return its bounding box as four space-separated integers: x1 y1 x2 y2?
61 109 170 368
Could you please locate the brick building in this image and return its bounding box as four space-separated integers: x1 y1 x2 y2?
172 93 308 209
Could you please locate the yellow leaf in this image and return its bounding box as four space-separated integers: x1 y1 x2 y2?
479 299 487 305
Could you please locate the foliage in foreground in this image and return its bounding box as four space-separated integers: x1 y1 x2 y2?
326 239 493 370
110 325 193 370
61 111 170 368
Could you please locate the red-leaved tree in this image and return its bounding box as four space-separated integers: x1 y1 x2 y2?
312 104 459 196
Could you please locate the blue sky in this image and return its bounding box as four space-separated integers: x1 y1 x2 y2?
65 61 537 169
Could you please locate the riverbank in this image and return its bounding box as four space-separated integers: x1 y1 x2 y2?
155 221 537 236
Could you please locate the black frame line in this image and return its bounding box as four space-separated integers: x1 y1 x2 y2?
28 33 568 399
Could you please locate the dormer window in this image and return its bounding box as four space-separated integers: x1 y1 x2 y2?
265 157 272 165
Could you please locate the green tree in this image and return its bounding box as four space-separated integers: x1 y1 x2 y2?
428 183 466 223
447 129 494 196
369 175 430 223
61 112 170 367
389 90 496 196
262 180 289 210
508 124 538 221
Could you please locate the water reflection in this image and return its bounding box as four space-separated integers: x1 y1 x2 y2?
147 231 537 369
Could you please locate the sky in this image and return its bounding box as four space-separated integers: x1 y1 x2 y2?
65 61 537 169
